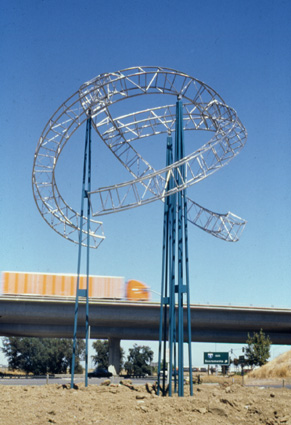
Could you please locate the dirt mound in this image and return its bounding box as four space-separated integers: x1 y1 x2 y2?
1 381 291 424
249 350 291 379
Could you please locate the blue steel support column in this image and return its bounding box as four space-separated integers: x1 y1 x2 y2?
175 97 185 396
184 191 193 396
157 133 173 396
71 111 92 389
178 100 193 396
169 167 176 396
176 96 193 397
85 110 92 388
158 97 192 397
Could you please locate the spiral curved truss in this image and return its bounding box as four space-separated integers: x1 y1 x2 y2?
32 66 247 248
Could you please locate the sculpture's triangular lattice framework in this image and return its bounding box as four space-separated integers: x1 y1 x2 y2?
32 67 247 247
32 67 247 393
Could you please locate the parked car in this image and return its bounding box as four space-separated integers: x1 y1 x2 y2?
159 370 168 378
88 367 113 378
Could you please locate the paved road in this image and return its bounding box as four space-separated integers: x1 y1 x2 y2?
1 376 290 389
0 375 154 386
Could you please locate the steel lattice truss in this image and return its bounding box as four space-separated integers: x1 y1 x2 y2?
32 66 247 247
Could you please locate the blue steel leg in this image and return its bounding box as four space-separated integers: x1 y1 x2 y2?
180 102 193 394
71 145 87 387
184 189 193 395
157 180 168 395
179 98 193 396
169 186 176 396
177 192 184 396
158 135 173 396
157 214 167 395
176 97 192 396
85 112 92 388
161 200 169 395
71 113 91 389
158 98 193 397
177 98 184 396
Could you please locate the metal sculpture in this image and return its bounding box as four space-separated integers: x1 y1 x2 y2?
32 66 247 393
32 66 247 246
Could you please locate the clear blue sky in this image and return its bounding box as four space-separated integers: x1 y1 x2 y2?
1 0 291 367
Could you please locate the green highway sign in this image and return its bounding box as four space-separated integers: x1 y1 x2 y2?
204 352 229 365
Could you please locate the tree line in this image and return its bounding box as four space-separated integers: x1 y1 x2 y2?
1 337 85 375
1 329 271 375
1 337 154 376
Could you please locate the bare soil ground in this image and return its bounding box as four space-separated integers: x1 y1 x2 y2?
0 378 291 425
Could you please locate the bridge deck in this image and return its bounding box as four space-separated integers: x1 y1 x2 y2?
0 296 290 344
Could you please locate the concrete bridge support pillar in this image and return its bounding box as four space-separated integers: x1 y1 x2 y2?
108 337 121 376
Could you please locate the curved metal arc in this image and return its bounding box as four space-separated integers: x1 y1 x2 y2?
88 96 246 241
79 66 226 105
32 185 105 248
92 102 155 181
32 66 247 246
78 68 223 116
186 198 246 242
87 115 245 216
97 103 218 143
34 99 245 232
82 70 244 194
35 104 240 211
32 104 105 247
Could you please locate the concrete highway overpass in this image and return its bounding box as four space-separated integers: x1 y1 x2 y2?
1 295 291 344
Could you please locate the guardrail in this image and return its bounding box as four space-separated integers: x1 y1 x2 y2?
0 373 56 379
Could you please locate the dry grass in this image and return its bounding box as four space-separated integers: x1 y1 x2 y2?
192 373 242 384
248 349 291 379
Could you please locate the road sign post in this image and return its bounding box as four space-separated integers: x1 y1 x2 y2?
204 352 229 365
